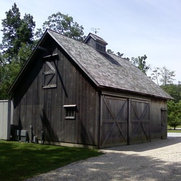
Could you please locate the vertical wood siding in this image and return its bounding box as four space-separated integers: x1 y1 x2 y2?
13 37 99 146
12 35 167 147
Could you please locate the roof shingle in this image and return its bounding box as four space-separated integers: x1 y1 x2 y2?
48 30 171 99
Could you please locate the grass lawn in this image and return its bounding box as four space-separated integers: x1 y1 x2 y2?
167 125 181 132
167 129 181 133
0 141 103 181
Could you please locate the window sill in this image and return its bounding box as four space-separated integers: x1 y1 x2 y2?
43 84 57 89
65 116 76 120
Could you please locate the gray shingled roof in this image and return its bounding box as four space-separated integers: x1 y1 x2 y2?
48 30 171 99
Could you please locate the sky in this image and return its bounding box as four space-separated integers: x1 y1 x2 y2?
0 0 181 82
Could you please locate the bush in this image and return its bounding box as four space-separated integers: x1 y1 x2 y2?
167 101 181 129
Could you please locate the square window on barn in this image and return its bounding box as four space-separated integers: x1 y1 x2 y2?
42 54 58 89
63 105 77 120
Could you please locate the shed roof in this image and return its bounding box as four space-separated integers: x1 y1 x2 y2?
10 30 172 100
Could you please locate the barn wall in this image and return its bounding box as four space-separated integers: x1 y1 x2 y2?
12 35 168 148
12 36 99 146
150 99 167 139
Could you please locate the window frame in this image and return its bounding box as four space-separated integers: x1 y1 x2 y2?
42 54 58 89
63 105 77 120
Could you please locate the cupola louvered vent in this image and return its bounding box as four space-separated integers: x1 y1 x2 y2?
84 33 108 53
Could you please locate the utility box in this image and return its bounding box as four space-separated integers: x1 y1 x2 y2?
17 130 28 142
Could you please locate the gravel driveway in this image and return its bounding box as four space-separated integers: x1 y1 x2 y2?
28 133 181 181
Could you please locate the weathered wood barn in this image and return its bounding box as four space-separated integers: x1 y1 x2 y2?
9 30 172 148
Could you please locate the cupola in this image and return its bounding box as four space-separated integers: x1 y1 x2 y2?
84 33 108 53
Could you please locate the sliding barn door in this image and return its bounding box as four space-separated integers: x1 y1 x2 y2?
100 96 128 147
129 100 150 143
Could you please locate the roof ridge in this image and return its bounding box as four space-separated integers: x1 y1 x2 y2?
48 29 109 55
47 29 87 45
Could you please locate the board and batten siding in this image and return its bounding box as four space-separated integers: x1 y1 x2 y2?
150 99 167 139
0 100 13 140
11 33 168 148
12 36 99 146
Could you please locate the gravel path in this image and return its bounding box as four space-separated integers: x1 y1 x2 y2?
27 134 181 181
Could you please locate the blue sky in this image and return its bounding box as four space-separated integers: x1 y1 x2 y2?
0 0 181 82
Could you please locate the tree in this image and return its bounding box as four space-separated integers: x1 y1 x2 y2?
151 67 161 85
117 52 124 57
0 61 21 99
150 66 175 86
1 3 21 61
161 84 181 103
131 55 149 74
0 54 4 91
0 3 36 99
17 42 36 66
159 66 175 86
35 12 84 41
107 49 114 54
1 3 35 63
167 101 181 130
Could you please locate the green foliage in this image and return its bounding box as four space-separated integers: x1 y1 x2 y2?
162 83 181 129
167 129 181 133
161 84 181 103
1 3 35 62
162 84 181 129
17 42 36 65
0 141 102 181
0 3 36 99
35 12 84 41
0 60 21 99
0 45 34 99
167 101 181 129
1 3 21 60
131 55 149 74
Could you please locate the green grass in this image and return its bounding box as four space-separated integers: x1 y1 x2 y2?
167 124 181 133
0 141 102 181
167 129 181 133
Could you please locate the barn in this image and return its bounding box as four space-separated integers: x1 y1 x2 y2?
9 30 172 148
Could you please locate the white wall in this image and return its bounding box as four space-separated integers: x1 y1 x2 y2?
0 100 12 140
